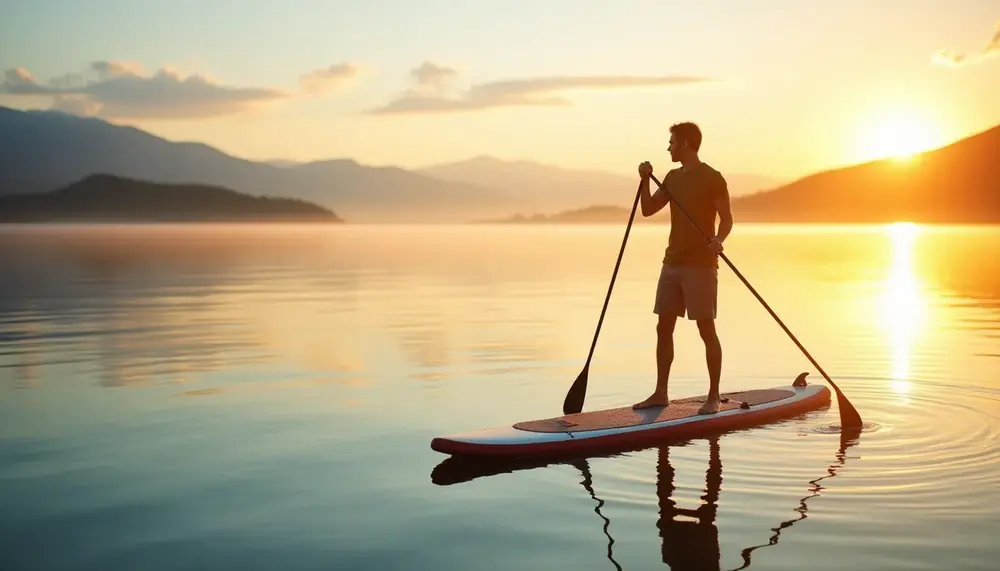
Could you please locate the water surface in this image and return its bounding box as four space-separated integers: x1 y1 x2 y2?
1 222 998 570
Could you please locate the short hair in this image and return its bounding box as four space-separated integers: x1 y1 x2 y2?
669 122 702 151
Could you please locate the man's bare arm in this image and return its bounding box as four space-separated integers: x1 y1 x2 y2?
640 174 669 217
713 176 733 243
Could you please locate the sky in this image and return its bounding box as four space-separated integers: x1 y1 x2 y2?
2 0 999 180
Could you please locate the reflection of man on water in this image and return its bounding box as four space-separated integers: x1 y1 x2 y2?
430 428 858 571
657 437 722 571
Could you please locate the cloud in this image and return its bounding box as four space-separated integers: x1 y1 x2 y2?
1 60 288 118
91 60 145 79
932 21 1000 67
1 59 366 119
84 67 288 118
368 63 716 115
2 67 43 93
410 61 457 92
50 95 102 116
299 62 361 94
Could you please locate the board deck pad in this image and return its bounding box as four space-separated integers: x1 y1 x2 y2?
513 389 795 433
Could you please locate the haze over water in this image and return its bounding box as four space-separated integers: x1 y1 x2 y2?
2 222 999 570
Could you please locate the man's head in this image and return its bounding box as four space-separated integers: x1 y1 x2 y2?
668 122 702 163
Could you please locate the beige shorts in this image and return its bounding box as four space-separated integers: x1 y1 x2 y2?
653 263 718 320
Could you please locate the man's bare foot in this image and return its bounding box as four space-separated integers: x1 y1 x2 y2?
698 397 721 415
633 392 669 410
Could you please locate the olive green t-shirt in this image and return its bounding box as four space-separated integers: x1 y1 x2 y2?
659 163 729 268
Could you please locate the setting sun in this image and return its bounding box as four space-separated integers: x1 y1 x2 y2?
857 108 943 163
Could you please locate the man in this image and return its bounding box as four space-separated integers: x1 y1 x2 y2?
633 122 733 414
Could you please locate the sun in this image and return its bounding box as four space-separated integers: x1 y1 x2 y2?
856 108 942 163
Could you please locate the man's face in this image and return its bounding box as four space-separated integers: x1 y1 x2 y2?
668 134 685 162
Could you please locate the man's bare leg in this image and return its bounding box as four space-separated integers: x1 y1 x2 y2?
634 314 677 409
697 319 722 414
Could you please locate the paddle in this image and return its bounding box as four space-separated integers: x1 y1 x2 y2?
562 180 643 415
647 173 864 429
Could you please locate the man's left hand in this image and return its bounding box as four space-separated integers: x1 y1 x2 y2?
708 238 724 254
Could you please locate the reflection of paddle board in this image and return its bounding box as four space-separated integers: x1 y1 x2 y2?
431 373 830 457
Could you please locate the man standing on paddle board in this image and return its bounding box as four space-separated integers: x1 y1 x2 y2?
633 122 733 415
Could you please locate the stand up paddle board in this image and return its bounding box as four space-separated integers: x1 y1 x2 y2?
431 373 830 457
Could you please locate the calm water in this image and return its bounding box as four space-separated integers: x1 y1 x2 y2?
1 222 998 570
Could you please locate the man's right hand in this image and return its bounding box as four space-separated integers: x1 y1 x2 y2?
638 161 653 179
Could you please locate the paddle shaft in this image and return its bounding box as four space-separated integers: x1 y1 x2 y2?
563 180 641 413
583 181 643 368
648 173 862 427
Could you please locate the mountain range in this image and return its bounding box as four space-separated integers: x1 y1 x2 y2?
3 104 996 224
0 106 780 223
0 107 505 223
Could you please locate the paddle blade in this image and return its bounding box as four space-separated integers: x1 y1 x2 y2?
562 367 589 415
833 388 864 429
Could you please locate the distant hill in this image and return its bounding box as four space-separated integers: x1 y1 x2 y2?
0 174 343 222
418 155 783 214
265 159 305 168
481 204 669 224
0 106 506 223
731 123 1000 223
418 156 637 215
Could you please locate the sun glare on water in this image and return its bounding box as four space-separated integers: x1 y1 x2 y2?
880 222 926 398
857 108 942 163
